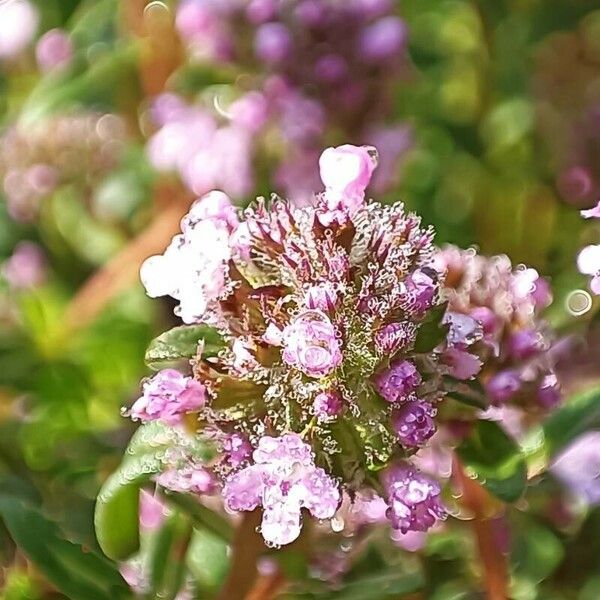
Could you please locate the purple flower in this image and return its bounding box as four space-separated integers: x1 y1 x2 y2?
359 16 407 63
374 360 421 403
508 329 543 360
35 28 73 72
223 432 253 468
391 400 437 447
313 390 343 420
404 269 438 314
537 373 561 409
375 322 417 355
282 311 342 378
485 370 521 404
223 434 340 546
552 432 600 504
444 312 482 348
382 462 446 533
130 369 207 424
254 22 292 64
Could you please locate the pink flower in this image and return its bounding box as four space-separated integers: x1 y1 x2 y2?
35 28 73 72
140 196 233 323
577 244 600 295
282 311 342 378
313 390 343 420
442 348 482 380
223 434 340 546
2 241 47 289
156 464 215 495
319 144 378 215
222 432 253 468
374 360 421 403
130 369 207 424
580 200 600 219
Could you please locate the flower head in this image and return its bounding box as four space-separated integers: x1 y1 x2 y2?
137 144 450 544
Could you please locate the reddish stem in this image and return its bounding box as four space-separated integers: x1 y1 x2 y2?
454 457 508 600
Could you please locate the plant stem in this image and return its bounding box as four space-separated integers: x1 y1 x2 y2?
454 457 508 600
216 510 266 600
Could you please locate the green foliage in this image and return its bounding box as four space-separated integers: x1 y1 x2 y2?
457 420 527 502
145 324 225 371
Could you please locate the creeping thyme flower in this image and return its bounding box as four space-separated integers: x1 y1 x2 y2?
137 144 450 544
130 369 208 424
435 246 560 409
577 244 600 295
382 462 446 533
223 434 340 546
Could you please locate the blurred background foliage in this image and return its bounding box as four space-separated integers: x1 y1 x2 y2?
1 0 600 598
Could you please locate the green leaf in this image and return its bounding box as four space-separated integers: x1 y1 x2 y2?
511 517 563 585
543 385 600 457
187 527 230 592
0 496 128 600
326 570 424 600
443 376 489 409
95 422 213 560
165 492 233 542
95 453 162 560
414 302 449 353
145 324 224 371
457 420 527 502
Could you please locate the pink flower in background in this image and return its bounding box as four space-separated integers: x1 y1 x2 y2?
130 369 207 424
577 244 600 294
552 432 600 505
2 241 47 289
35 28 73 72
0 0 38 59
223 434 340 546
156 464 215 495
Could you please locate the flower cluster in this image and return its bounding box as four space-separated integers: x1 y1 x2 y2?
435 246 560 409
137 144 449 545
0 112 127 222
147 0 411 202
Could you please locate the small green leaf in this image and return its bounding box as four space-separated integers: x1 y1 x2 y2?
165 492 233 542
145 324 224 371
187 527 230 592
0 497 128 600
511 516 563 584
543 385 600 457
327 570 424 600
457 420 527 502
443 376 489 409
414 302 449 353
95 454 162 560
95 422 213 560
